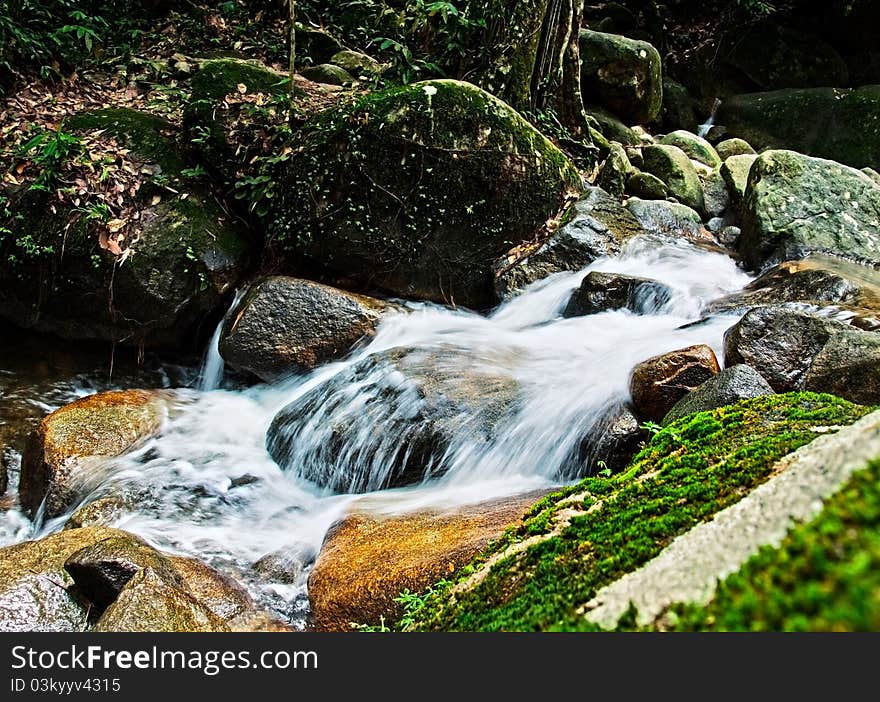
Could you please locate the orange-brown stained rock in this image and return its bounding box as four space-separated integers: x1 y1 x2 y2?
307 490 552 631
19 390 166 518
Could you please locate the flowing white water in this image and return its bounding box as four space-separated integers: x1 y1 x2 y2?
0 236 753 626
197 288 247 391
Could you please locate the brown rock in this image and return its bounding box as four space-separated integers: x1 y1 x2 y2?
19 390 166 518
169 556 253 621
629 345 721 422
308 490 551 631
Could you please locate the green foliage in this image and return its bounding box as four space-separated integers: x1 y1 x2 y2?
404 393 874 631
16 125 83 192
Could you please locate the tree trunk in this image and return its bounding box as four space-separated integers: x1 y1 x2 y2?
289 0 296 101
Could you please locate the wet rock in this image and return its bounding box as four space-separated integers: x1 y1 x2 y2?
659 131 721 169
563 271 672 317
94 568 228 632
300 63 353 86
494 187 644 299
0 527 116 631
219 276 397 382
20 390 166 518
64 497 128 530
737 150 880 272
579 30 663 124
330 50 384 77
718 86 880 170
630 345 721 422
626 172 668 200
308 490 550 631
582 403 647 475
715 138 756 161
720 154 758 210
662 365 775 425
253 546 316 585
0 109 251 347
64 532 181 613
227 610 296 632
718 226 741 247
169 556 253 620
699 168 731 220
273 79 582 310
724 306 880 403
267 348 519 493
625 198 708 244
641 144 705 212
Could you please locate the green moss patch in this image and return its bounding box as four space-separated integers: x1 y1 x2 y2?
405 393 872 631
658 457 880 631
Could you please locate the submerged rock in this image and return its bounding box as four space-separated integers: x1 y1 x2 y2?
266 348 519 493
20 390 166 518
271 79 582 310
579 30 663 124
307 490 550 631
662 365 775 425
737 150 880 272
0 109 251 347
718 86 880 170
219 276 398 382
630 345 721 422
494 187 644 300
563 271 672 317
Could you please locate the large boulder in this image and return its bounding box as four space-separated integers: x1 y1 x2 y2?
661 365 775 425
720 154 758 210
493 187 645 299
19 390 167 518
219 276 398 382
717 87 880 170
724 306 880 404
629 345 721 422
563 271 672 317
0 108 251 348
579 30 663 124
270 79 582 310
267 348 518 493
641 144 705 213
660 131 721 169
715 138 756 161
307 490 550 631
625 198 708 245
0 527 116 631
737 150 880 272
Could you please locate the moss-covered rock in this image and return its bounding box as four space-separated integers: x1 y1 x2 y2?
308 490 551 631
720 154 757 211
494 187 645 300
330 50 384 77
641 144 705 213
19 390 167 518
661 78 699 133
0 108 251 348
402 393 872 631
737 150 880 271
660 131 721 169
715 138 756 161
626 171 668 200
625 198 708 245
597 142 634 196
219 276 398 382
270 79 583 309
300 63 353 86
718 87 880 170
579 30 663 124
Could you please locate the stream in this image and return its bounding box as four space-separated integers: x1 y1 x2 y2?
0 234 753 627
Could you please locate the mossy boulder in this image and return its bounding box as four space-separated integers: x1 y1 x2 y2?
295 23 344 64
715 138 756 161
661 78 699 133
266 348 518 493
308 490 551 631
597 142 634 197
494 187 645 299
300 63 353 86
219 276 398 382
579 30 663 124
660 131 721 169
0 527 117 631
718 87 880 170
629 345 721 423
641 144 705 212
19 390 167 518
724 306 880 404
402 393 872 631
330 50 384 77
270 79 583 309
662 365 774 426
626 171 668 200
737 150 880 272
182 58 289 184
0 108 251 348
724 25 849 91
625 199 707 245
720 154 758 210
563 271 671 318
699 168 731 220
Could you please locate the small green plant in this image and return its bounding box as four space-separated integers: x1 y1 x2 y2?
180 165 208 179
17 125 83 191
596 460 612 478
640 420 663 436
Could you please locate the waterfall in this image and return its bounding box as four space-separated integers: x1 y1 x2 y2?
197 288 246 391
697 98 722 138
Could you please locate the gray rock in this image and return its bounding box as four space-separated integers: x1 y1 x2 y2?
715 138 756 161
330 49 384 76
625 198 706 243
662 365 775 425
660 131 721 168
720 154 758 210
581 403 647 475
563 271 672 317
641 144 705 213
598 142 634 196
219 276 396 383
699 168 731 219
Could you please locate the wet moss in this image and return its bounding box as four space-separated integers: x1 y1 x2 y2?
661 457 880 631
404 392 873 631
